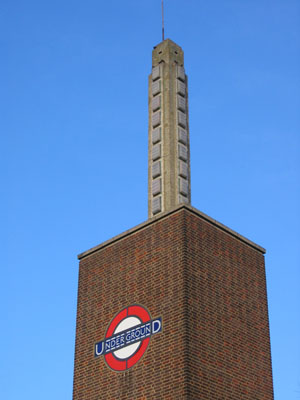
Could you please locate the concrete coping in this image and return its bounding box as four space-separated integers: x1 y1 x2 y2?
77 204 266 260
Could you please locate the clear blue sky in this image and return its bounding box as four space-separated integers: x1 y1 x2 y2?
1 1 299 398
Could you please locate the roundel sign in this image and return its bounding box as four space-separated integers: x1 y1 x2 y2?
94 305 162 371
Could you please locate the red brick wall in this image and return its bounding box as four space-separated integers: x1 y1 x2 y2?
184 210 273 399
73 207 273 399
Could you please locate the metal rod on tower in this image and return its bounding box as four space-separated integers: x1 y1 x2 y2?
162 0 165 41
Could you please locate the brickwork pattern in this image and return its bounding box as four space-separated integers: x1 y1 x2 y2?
183 211 273 399
73 208 273 399
73 212 188 399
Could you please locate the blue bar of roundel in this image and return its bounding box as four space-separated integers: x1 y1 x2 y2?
95 317 162 358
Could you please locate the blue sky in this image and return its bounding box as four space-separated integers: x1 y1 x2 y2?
1 0 299 398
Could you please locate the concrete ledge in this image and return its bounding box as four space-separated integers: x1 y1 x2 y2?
78 205 266 260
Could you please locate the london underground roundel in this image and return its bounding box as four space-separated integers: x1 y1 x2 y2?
94 305 162 371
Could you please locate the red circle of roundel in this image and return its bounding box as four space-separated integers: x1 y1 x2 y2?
104 305 151 371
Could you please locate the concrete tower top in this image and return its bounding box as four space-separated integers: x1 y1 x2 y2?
148 39 191 218
152 39 184 67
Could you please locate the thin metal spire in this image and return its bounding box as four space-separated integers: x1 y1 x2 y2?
162 0 165 41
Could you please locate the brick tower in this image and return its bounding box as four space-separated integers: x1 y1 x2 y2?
73 40 274 399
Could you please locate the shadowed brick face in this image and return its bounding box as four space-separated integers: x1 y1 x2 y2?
73 207 273 399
